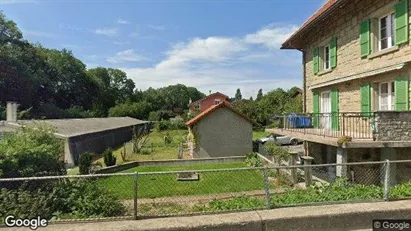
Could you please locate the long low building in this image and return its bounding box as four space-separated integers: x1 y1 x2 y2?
1 102 151 168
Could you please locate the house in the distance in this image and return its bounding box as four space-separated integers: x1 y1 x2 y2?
186 101 253 158
189 92 230 114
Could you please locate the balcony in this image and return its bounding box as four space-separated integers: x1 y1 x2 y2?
267 111 411 148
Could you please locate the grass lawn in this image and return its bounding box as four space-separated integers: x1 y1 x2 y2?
253 131 270 140
97 162 264 199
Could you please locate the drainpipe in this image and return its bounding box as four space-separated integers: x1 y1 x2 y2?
302 49 307 113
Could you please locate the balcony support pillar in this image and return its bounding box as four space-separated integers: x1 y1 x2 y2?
336 147 347 178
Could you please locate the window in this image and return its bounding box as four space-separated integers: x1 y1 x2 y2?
323 45 330 70
194 103 200 110
379 82 395 111
379 13 395 51
214 99 221 105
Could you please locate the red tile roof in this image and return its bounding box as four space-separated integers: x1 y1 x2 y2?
282 0 347 49
190 92 230 106
186 101 253 127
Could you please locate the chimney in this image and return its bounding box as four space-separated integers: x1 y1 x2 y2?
6 101 18 122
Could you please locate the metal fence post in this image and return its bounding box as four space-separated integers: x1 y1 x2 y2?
133 172 138 220
383 159 390 201
262 167 271 209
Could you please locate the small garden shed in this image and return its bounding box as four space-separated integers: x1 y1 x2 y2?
186 101 253 158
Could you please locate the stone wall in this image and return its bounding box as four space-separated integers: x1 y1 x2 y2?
375 111 411 141
302 0 411 113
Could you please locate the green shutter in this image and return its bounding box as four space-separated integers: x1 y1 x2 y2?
395 75 410 111
360 84 371 117
330 37 337 69
395 0 409 45
313 92 319 128
331 88 339 131
360 19 371 57
313 47 319 74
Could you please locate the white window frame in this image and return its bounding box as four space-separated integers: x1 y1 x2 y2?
214 99 221 105
378 12 395 51
323 45 331 71
378 81 395 111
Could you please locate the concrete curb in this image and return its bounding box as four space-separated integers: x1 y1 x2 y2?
3 200 411 231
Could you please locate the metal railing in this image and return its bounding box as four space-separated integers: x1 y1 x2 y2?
281 112 375 140
0 159 410 223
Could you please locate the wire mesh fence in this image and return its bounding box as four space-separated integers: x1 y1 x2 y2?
1 160 411 223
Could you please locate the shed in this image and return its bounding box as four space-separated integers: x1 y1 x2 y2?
186 101 253 158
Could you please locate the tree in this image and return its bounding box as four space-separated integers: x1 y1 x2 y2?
256 89 263 101
0 12 23 46
235 88 242 100
249 96 254 101
132 124 152 153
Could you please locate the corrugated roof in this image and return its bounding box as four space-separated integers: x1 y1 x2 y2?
282 0 347 49
186 101 253 127
8 117 149 138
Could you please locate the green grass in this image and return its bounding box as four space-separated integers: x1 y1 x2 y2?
98 162 264 199
253 131 270 140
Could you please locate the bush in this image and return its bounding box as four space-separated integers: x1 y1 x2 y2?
0 124 65 178
391 180 411 198
103 148 116 167
148 111 160 121
0 179 126 220
155 120 186 131
79 152 92 175
245 152 262 167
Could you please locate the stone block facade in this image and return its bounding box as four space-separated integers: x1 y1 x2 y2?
302 0 411 113
375 111 411 141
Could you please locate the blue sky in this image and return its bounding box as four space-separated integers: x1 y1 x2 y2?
1 0 324 98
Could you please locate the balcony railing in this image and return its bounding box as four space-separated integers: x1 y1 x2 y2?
281 112 375 140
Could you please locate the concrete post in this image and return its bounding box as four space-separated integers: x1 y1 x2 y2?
336 147 347 178
383 159 390 201
301 156 314 187
289 151 299 185
381 148 397 186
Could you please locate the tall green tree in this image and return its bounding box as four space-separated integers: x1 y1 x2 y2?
256 89 263 101
235 88 242 101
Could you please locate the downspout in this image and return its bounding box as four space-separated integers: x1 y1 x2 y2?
302 49 307 113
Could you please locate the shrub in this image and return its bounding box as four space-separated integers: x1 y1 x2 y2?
0 124 65 178
148 111 160 121
391 180 411 198
0 179 126 221
156 120 171 131
79 152 92 175
164 132 173 144
103 148 116 167
337 136 352 147
245 152 262 167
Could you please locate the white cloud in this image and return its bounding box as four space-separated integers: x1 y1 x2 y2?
0 0 36 4
117 18 131 25
110 24 301 98
107 49 149 64
146 24 166 31
94 28 118 36
22 29 55 38
244 24 298 49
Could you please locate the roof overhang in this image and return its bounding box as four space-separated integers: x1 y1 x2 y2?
309 63 407 90
281 0 350 50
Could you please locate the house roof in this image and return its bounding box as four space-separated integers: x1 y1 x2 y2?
186 101 253 127
190 92 230 106
6 117 150 138
281 0 349 50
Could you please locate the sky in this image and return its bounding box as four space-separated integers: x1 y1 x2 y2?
0 0 325 98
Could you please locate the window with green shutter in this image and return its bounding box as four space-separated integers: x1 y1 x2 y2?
331 88 339 131
361 84 371 117
330 37 337 68
313 92 319 128
313 47 319 74
395 75 410 111
360 19 371 57
395 0 409 45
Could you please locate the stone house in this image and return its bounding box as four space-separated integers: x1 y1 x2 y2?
186 101 253 158
189 92 230 114
270 0 411 184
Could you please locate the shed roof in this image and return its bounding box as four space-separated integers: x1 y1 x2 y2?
7 117 149 138
186 101 253 127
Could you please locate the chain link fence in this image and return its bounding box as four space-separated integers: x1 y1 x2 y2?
1 160 411 223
